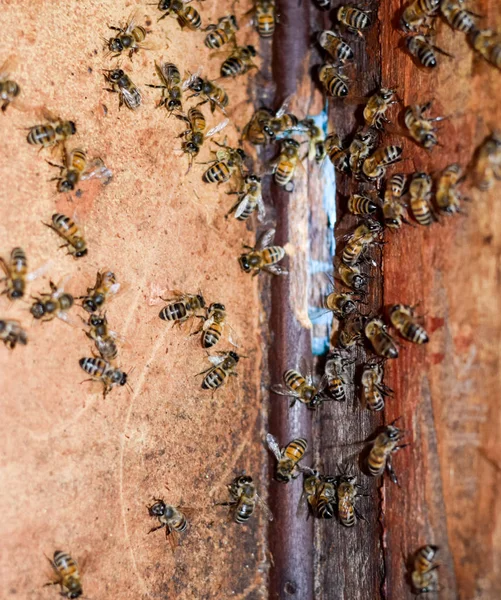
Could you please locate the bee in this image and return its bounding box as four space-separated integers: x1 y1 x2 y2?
337 263 369 294
349 128 380 175
158 290 205 324
220 45 258 78
324 351 352 402
79 357 128 397
104 68 141 110
219 475 273 524
366 420 408 484
80 270 120 313
148 499 188 550
389 303 429 344
404 102 443 149
270 138 302 191
362 146 403 181
318 30 354 63
243 108 275 145
196 302 229 348
48 148 112 194
45 550 83 599
406 34 450 68
30 281 74 324
300 469 336 519
441 1 477 33
324 290 358 320
0 247 28 300
157 0 202 30
177 108 229 171
226 174 265 221
267 99 300 138
239 228 287 276
364 317 399 359
26 111 76 149
436 163 464 214
361 363 393 411
198 350 241 390
472 131 501 191
0 57 20 112
469 28 501 69
363 88 397 129
183 73 229 114
338 315 364 349
252 0 277 38
325 133 350 173
266 433 308 483
300 118 327 163
400 0 440 32
409 172 436 225
342 220 383 266
348 193 379 216
272 368 330 410
147 62 183 114
204 14 239 48
337 6 372 36
335 470 363 527
319 64 349 97
0 319 27 349
203 142 246 184
411 545 440 594
44 213 87 259
105 11 148 59
85 313 120 362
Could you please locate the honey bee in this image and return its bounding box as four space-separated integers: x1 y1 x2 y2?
183 73 229 114
388 303 429 344
364 88 397 129
204 14 239 48
26 111 76 149
266 433 308 483
404 102 443 149
220 45 258 78
0 247 28 300
45 550 83 599
436 163 465 214
324 290 358 320
252 0 277 38
409 172 436 225
362 146 403 181
272 368 330 409
324 351 352 402
195 302 231 348
337 6 372 36
400 0 440 32
338 315 364 348
300 469 336 519
226 174 265 221
318 30 354 63
158 290 205 324
348 193 379 216
319 64 349 97
349 128 380 175
243 108 275 145
364 317 399 359
366 420 408 484
383 176 410 228
337 263 369 294
218 475 273 524
270 138 302 191
411 545 440 594
335 469 363 527
0 57 20 112
203 142 246 184
342 220 383 266
157 0 202 30
198 350 241 390
30 280 74 324
325 132 350 173
80 270 120 313
300 118 327 163
105 11 149 59
44 213 88 259
148 499 188 550
147 62 183 114
177 108 229 171
406 34 451 68
239 228 287 276
469 28 501 69
85 313 120 362
104 68 141 110
0 319 27 349
79 357 128 397
441 1 477 33
472 131 501 191
48 148 112 193
267 99 300 138
361 363 393 411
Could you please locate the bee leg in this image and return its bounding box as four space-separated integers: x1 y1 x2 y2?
103 87 118 94
386 460 400 486
148 523 166 534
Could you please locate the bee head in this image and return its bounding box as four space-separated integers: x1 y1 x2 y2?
236 148 247 160
246 45 257 56
228 351 239 362
75 249 88 258
68 591 82 599
83 298 97 313
211 302 225 311
149 500 166 517
119 371 128 386
58 178 76 193
30 301 45 319
197 294 206 308
90 314 105 327
246 174 261 183
238 254 251 272
109 37 124 53
110 69 124 82
167 99 182 111
190 77 204 93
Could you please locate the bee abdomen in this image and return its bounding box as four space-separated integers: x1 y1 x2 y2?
328 379 347 402
367 453 385 476
27 124 55 146
284 438 308 461
53 550 78 574
205 29 228 48
221 58 243 78
202 367 225 389
202 326 221 348
317 498 335 519
235 500 254 523
411 199 433 225
180 7 201 30
258 15 275 37
284 369 305 390
367 392 385 411
159 302 187 321
339 508 356 527
402 321 429 343
79 357 108 378
203 161 231 183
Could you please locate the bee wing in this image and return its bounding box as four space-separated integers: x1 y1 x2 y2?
154 62 170 86
121 86 142 109
124 8 141 33
167 527 179 552
80 158 113 184
233 195 252 219
227 324 239 348
206 119 230 138
263 264 288 276
271 384 297 398
26 260 53 282
0 55 19 78
207 354 226 367
266 433 283 461
108 329 128 344
202 316 214 331
51 274 72 297
36 106 60 123
256 195 266 222
56 310 79 328
275 94 293 118
257 228 276 250
296 488 311 520
182 66 203 90
255 493 274 521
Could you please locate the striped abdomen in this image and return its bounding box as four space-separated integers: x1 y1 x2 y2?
490 44 501 68
202 323 222 348
27 124 56 146
262 246 285 266
284 438 307 462
366 387 385 411
414 545 438 572
411 197 434 225
159 302 188 321
320 67 349 96
203 161 231 183
447 8 475 32
202 367 227 390
342 238 364 266
395 317 429 343
7 247 27 299
178 7 201 29
50 213 87 256
284 369 306 392
69 149 86 172
274 158 296 186
234 497 255 523
95 337 118 362
169 510 188 532
52 550 82 598
416 0 440 13
236 197 256 220
220 57 246 78
348 194 378 216
257 8 275 37
328 377 347 402
205 28 230 48
339 7 371 30
79 356 108 378
414 40 437 68
316 483 336 519
367 444 388 476
337 482 356 526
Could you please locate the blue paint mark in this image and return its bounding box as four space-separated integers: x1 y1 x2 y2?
312 336 331 356
308 307 332 325
309 259 334 274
